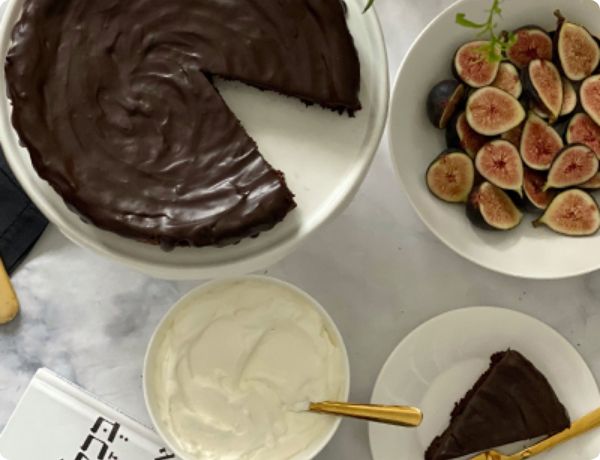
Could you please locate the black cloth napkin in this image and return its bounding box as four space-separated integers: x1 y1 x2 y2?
0 149 47 274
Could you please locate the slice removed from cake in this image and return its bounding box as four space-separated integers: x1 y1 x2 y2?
425 350 570 460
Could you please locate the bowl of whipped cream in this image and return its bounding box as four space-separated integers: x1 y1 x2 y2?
143 276 350 460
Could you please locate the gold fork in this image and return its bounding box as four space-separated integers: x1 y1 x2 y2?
471 406 600 460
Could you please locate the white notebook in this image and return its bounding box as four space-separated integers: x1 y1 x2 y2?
0 368 180 460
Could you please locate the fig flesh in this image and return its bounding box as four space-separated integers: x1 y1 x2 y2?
426 151 475 203
525 59 564 122
491 62 523 98
523 167 556 210
454 41 500 87
545 144 599 189
580 75 600 126
560 77 578 117
467 181 523 231
520 113 564 170
533 189 600 236
555 12 600 81
582 172 600 190
466 87 526 136
446 112 489 158
507 26 553 69
475 140 524 194
566 113 600 158
427 80 466 129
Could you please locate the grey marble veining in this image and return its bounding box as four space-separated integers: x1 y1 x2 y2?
2 0 600 458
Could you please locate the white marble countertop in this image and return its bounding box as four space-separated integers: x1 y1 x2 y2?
2 0 600 458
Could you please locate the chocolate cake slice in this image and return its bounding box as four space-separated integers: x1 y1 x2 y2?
4 0 360 248
425 350 570 460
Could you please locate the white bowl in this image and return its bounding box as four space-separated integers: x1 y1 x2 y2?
389 0 600 279
0 0 388 280
143 276 350 460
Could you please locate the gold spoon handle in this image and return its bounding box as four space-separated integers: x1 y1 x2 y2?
514 407 600 459
0 258 19 324
309 401 422 427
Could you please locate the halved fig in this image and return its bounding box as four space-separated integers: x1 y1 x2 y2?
580 75 600 126
560 77 578 117
545 144 599 189
566 113 600 158
524 59 563 122
475 140 524 195
582 172 600 190
501 123 524 147
555 11 600 81
454 41 500 88
533 189 600 236
446 112 489 158
507 26 553 69
491 62 523 98
427 80 466 129
523 167 556 210
426 151 475 202
520 113 564 170
467 181 523 230
466 87 526 136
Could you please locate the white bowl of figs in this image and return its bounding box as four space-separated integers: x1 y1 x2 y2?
390 0 600 279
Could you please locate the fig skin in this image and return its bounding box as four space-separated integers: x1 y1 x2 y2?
580 75 600 126
426 150 475 203
545 144 599 190
520 113 564 171
507 26 553 69
566 112 600 159
491 62 523 99
467 181 523 231
523 167 556 211
524 59 564 122
427 80 466 129
453 41 500 88
475 140 524 195
533 188 600 236
466 87 526 136
555 11 600 82
445 112 489 158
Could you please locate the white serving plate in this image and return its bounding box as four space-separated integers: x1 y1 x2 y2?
369 306 600 460
143 275 350 460
389 0 600 279
0 0 388 280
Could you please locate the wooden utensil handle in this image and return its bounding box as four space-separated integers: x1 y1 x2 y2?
0 259 19 324
309 401 422 427
517 407 600 459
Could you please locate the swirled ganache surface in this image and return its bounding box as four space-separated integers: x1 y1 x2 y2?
5 0 361 247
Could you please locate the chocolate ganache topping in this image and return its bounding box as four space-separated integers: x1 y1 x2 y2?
5 0 361 248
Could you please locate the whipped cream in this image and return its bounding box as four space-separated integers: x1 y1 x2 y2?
152 278 346 460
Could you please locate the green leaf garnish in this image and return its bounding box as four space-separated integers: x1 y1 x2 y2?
455 13 486 29
363 0 375 13
455 0 515 62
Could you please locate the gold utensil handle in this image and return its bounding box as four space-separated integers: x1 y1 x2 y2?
0 259 19 324
309 401 422 427
516 407 600 459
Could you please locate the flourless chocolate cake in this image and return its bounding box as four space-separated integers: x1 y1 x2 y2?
5 0 361 248
425 350 570 460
